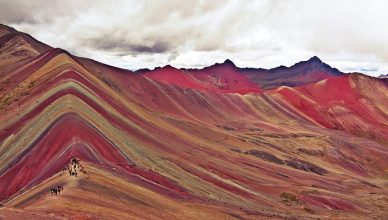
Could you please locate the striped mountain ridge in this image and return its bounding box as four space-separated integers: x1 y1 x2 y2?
0 24 388 219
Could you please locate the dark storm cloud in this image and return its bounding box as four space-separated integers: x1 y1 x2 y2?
87 36 172 54
129 42 171 54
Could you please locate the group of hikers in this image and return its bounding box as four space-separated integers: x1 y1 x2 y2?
51 157 87 196
50 185 63 195
60 157 87 177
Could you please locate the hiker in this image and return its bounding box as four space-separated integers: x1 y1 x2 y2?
51 188 57 195
57 185 62 193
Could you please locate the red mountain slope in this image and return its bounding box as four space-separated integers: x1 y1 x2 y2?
144 62 262 94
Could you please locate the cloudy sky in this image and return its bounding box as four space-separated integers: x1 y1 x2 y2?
1 0 387 76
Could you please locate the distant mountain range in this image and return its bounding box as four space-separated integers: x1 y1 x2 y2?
378 73 388 78
141 55 343 94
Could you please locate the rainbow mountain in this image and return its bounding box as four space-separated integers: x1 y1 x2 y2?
0 24 388 219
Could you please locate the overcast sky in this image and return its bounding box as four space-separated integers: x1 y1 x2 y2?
1 0 387 76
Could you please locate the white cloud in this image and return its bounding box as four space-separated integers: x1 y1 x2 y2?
1 0 387 76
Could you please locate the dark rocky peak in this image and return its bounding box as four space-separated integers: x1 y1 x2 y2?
270 56 342 76
223 59 236 66
307 56 323 63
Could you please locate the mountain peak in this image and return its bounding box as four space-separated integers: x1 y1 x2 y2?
162 64 176 69
211 59 236 68
223 59 235 65
308 56 322 63
288 56 342 75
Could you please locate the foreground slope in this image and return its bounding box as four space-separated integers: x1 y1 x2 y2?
0 24 388 219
